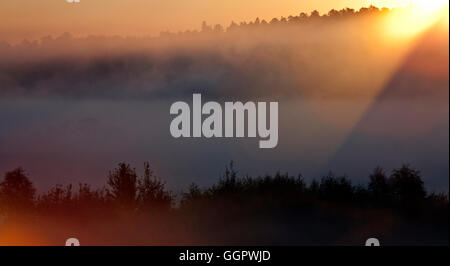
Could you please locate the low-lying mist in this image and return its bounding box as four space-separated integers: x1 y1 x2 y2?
0 7 448 192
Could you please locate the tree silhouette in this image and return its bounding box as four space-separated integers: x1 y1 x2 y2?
181 183 203 207
310 10 320 18
37 184 73 213
368 166 390 204
318 172 354 202
389 165 426 207
0 168 36 213
77 183 105 204
107 163 138 209
211 161 241 195
201 21 212 33
137 162 172 211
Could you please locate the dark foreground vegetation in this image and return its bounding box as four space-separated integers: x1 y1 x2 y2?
0 161 447 245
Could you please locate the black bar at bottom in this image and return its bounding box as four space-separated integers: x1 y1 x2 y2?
0 246 447 265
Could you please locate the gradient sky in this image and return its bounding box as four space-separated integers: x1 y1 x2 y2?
0 0 412 43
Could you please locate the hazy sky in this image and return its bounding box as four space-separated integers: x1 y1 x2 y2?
0 0 411 42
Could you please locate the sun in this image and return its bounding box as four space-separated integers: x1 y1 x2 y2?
411 0 448 13
382 0 449 39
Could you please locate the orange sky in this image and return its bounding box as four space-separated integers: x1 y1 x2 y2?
0 0 412 43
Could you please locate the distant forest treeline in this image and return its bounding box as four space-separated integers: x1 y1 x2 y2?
0 5 392 48
162 6 390 37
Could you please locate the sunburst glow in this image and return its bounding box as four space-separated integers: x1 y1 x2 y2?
412 0 449 13
382 0 449 39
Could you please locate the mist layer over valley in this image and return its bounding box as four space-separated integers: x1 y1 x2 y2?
0 7 448 192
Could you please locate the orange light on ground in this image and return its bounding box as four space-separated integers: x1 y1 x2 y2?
0 223 49 246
